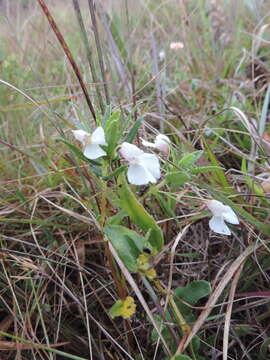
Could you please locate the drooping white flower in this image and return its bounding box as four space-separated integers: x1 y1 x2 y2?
72 127 107 160
205 199 239 235
159 50 166 61
119 142 160 185
170 42 184 50
141 134 171 155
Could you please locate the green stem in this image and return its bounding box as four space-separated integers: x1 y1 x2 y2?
169 296 189 331
140 180 166 201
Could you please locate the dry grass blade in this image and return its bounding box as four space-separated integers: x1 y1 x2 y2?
37 0 96 121
97 5 131 95
0 340 68 351
176 242 261 353
72 0 104 113
88 0 110 105
39 192 101 229
223 263 244 360
0 79 50 118
150 31 165 132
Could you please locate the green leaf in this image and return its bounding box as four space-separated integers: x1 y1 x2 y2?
102 165 127 181
174 280 211 322
165 171 190 187
170 355 192 360
190 166 223 174
109 299 123 318
179 151 203 168
101 104 112 127
259 83 270 136
117 175 164 251
109 296 136 319
241 158 264 196
202 137 231 189
105 110 121 159
104 225 149 272
124 117 143 143
259 337 270 359
106 209 127 225
175 280 211 305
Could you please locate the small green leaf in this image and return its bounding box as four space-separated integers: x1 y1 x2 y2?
104 225 149 272
241 158 264 196
259 338 270 359
124 117 143 143
202 137 231 189
175 280 211 306
106 209 127 225
102 165 127 181
179 151 203 168
105 110 121 159
170 355 192 360
117 175 164 251
174 280 211 322
165 171 190 187
190 166 223 174
101 104 112 127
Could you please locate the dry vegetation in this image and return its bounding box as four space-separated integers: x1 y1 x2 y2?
1 0 270 359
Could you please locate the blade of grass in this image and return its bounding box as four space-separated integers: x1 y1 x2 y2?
0 330 87 360
202 136 231 189
177 241 262 353
37 0 96 122
97 5 131 94
0 93 85 112
88 0 110 105
72 0 104 113
259 83 270 136
223 263 244 360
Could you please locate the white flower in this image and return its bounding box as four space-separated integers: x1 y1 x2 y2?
119 142 161 185
159 50 166 61
72 127 107 160
205 199 239 235
141 134 171 155
170 42 184 50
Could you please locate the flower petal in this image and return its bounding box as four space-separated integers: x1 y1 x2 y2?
138 153 160 180
209 216 231 235
141 139 156 148
155 134 170 154
72 129 89 144
155 134 170 144
205 199 229 217
84 144 106 159
119 142 144 162
92 126 107 146
222 206 239 225
127 164 156 185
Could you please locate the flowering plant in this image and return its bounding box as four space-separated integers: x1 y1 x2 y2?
72 127 107 160
119 142 160 185
205 199 239 235
141 134 171 155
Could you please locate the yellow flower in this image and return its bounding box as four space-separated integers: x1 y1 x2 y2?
122 296 136 319
109 296 136 319
137 254 157 280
